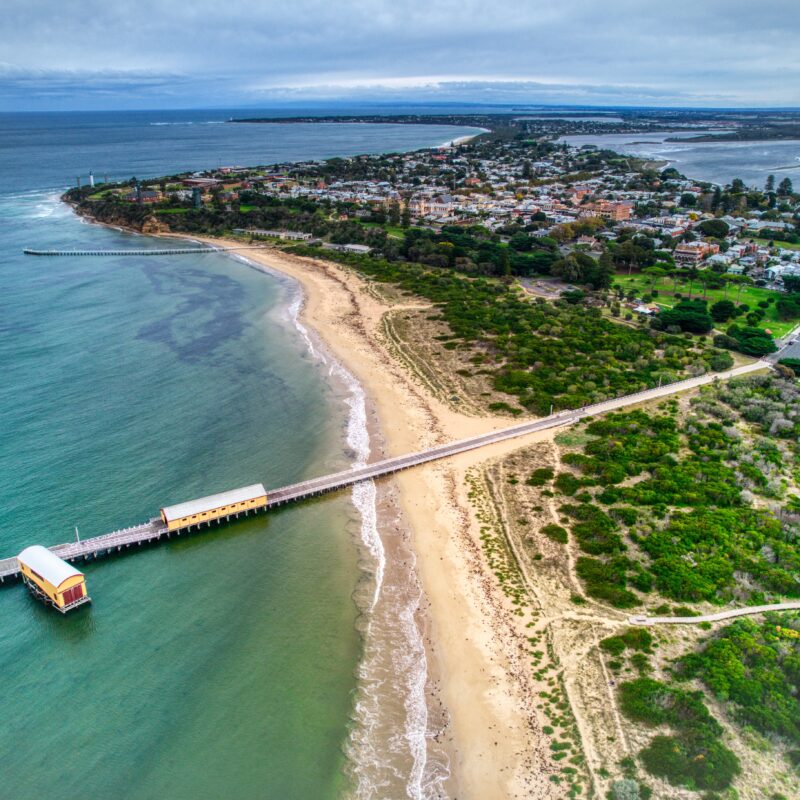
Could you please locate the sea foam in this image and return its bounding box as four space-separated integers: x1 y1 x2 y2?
285 287 447 799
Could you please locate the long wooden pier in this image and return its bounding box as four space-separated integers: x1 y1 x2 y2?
0 360 770 584
23 246 265 257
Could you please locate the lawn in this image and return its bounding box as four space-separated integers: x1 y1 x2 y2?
751 237 800 251
612 273 799 338
87 189 118 200
356 221 407 239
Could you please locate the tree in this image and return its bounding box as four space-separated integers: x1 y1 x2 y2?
697 269 717 298
670 267 682 294
776 294 800 321
592 251 616 290
642 265 667 289
401 205 411 228
783 274 800 293
680 192 697 208
613 240 650 274
725 324 777 356
765 174 775 193
508 232 533 252
731 178 746 194
697 218 730 239
710 299 737 322
778 177 794 197
500 247 511 277
685 266 699 299
659 299 714 333
726 274 753 303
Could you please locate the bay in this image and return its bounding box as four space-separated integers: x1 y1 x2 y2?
0 110 480 799
559 129 800 187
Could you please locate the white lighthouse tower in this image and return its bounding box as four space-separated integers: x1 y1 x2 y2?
89 171 95 188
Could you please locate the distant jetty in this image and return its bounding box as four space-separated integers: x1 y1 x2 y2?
23 246 262 257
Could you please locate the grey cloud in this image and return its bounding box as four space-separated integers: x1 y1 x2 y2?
1 0 799 109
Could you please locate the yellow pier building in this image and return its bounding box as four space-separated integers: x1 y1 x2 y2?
160 483 268 532
17 545 91 613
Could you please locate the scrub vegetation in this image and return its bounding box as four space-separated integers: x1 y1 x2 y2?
293 246 730 414
551 376 800 608
677 613 800 751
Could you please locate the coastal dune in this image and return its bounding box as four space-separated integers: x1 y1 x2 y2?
190 236 562 799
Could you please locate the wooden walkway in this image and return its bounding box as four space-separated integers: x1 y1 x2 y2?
23 246 266 257
630 601 800 626
0 359 770 583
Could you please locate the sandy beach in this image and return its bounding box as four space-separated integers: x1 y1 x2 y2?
182 236 568 799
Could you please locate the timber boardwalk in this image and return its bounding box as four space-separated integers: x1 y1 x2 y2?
0 360 769 584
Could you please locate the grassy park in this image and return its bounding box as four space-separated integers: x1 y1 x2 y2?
612 272 800 338
751 236 800 251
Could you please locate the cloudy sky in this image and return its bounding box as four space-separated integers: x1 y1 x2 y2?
2 0 798 111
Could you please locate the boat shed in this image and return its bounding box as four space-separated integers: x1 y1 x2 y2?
160 483 268 532
17 545 90 613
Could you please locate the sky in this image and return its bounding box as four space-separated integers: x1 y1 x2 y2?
2 0 799 111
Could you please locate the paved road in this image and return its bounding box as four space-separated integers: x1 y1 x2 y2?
630 601 800 626
767 321 800 362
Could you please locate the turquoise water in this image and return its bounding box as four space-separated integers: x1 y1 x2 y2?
0 196 362 799
0 112 479 799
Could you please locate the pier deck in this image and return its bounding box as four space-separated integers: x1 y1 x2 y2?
23 246 267 257
0 360 769 584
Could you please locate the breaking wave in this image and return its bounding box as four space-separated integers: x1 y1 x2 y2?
283 289 448 799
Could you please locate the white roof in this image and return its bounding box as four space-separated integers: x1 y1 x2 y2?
18 545 83 587
161 483 267 522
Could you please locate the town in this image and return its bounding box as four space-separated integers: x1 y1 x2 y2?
69 120 800 367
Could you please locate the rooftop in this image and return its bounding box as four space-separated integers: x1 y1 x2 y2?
161 483 267 522
18 545 83 588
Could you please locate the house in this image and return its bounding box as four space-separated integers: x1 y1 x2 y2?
408 194 454 217
766 264 800 283
673 241 720 265
234 229 314 241
17 545 91 613
579 200 633 221
160 484 268 532
183 177 222 188
322 243 373 255
123 188 162 204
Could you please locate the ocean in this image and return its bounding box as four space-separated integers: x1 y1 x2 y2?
558 129 800 187
0 110 480 799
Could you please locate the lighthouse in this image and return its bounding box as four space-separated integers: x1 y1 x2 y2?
89 171 95 188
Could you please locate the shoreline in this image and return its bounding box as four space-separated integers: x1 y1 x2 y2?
185 233 564 799
61 191 569 797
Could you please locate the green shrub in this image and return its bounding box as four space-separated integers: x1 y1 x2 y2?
639 734 739 792
619 678 740 790
542 524 568 544
527 467 555 486
576 557 639 608
600 636 626 656
554 473 584 495
677 615 800 746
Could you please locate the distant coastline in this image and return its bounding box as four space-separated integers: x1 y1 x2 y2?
230 114 495 129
